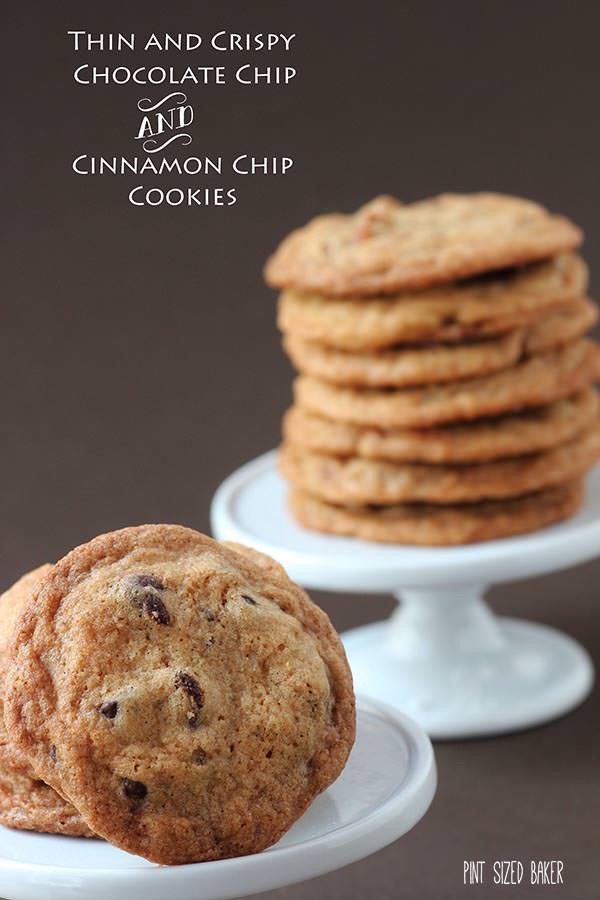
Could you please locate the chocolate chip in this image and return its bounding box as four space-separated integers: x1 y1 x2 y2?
176 671 203 729
100 700 118 719
205 636 215 648
121 777 147 800
193 749 207 765
175 671 204 708
265 749 273 759
141 593 170 625
200 607 215 622
136 574 165 590
241 594 257 606
130 574 171 625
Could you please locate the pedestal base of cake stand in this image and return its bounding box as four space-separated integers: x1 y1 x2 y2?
342 587 592 738
211 451 600 739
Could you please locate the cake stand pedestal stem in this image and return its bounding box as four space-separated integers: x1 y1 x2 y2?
385 586 504 659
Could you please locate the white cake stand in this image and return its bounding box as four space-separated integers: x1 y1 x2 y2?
0 698 434 900
211 451 600 739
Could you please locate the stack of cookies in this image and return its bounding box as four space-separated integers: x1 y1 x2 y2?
266 193 600 545
0 525 355 863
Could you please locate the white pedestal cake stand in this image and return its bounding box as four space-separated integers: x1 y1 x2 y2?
0 698 435 900
211 450 600 739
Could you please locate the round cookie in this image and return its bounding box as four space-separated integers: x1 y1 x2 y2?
266 193 583 296
277 254 588 351
3 525 355 865
0 761 94 838
0 564 94 837
280 423 600 504
294 340 600 429
221 541 289 580
283 298 597 388
282 390 599 464
288 481 584 546
285 330 523 388
0 564 53 658
525 299 598 356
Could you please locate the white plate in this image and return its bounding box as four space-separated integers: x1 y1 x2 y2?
0 698 435 900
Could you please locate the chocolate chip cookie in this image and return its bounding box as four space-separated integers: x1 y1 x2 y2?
283 390 599 463
266 194 582 295
289 481 584 546
277 254 587 351
0 565 93 836
4 525 355 864
280 423 600 504
283 297 596 388
294 340 600 429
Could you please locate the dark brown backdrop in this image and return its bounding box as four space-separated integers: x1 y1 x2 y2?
2 2 599 898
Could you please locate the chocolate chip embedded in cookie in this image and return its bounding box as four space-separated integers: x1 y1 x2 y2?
0 564 94 837
266 194 583 296
294 340 600 429
282 390 600 463
288 481 584 546
280 423 600 504
3 525 355 864
277 254 588 351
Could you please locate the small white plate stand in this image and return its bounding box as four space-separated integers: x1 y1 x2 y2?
211 451 600 739
0 698 435 900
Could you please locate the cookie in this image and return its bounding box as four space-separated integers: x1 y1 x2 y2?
265 194 583 296
294 340 600 429
0 762 94 838
282 390 599 464
0 565 93 837
0 564 53 659
288 481 584 546
525 298 598 356
221 541 289 580
280 423 600 504
3 525 355 865
283 297 597 388
277 254 587 351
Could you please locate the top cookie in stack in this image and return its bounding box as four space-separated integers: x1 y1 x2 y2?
265 193 600 546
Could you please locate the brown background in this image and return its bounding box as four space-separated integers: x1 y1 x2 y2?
2 1 600 897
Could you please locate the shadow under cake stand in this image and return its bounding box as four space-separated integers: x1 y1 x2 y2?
0 697 435 900
211 450 600 739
